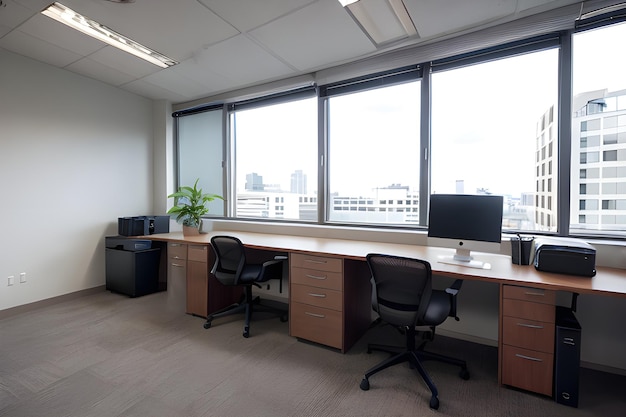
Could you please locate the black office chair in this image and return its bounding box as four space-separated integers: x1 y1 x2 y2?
203 235 288 338
360 254 470 410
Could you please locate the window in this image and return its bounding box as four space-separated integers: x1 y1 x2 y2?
571 20 626 233
431 48 558 232
175 108 224 216
231 94 317 220
326 80 421 225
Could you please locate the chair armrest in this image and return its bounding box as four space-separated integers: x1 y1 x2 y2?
261 257 286 292
445 279 463 321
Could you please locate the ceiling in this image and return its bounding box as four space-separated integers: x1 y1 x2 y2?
0 0 581 105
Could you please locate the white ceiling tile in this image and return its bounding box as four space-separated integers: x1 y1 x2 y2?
65 56 137 87
0 29 83 67
250 0 375 70
56 0 240 61
122 78 190 102
19 14 104 56
87 46 161 79
404 0 518 39
200 0 318 32
194 34 295 85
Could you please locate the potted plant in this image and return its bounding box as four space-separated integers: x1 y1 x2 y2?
167 178 223 235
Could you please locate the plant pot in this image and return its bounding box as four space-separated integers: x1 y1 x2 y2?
182 225 200 236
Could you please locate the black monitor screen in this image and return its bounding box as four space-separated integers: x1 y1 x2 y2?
428 194 503 244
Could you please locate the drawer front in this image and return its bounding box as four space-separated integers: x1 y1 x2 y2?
290 302 342 349
168 243 187 261
502 316 555 353
291 267 342 291
291 283 342 311
290 253 342 273
502 345 553 396
503 299 555 323
503 285 555 305
188 245 208 263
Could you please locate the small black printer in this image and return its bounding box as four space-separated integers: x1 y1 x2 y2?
534 237 596 277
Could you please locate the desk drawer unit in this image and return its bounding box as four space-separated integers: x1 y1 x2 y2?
501 285 555 396
289 253 371 353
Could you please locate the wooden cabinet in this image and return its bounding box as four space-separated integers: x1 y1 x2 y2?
289 253 370 353
166 243 187 313
500 284 556 396
187 244 209 317
165 243 242 318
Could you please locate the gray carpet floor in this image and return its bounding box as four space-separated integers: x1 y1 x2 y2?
1 290 624 416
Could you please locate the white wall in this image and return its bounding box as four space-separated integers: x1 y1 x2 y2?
0 49 154 310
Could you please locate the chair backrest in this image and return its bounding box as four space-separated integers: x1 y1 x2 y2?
210 235 246 286
366 253 433 327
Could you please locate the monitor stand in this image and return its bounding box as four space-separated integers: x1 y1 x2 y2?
437 249 492 270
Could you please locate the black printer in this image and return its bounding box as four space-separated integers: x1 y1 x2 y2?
534 237 596 277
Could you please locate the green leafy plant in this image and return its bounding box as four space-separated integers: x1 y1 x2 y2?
167 179 223 228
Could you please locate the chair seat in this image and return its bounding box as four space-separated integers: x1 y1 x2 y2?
239 265 263 283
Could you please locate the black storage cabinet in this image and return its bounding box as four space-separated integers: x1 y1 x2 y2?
105 237 161 297
554 306 582 407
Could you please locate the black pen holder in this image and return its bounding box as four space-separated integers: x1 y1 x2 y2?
511 236 534 265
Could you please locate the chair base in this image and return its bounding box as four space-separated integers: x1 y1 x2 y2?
203 285 287 337
360 328 469 410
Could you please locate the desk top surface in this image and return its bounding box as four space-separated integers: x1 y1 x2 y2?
145 231 626 298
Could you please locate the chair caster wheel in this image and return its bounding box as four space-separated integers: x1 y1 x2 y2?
243 326 250 338
460 369 470 380
359 378 370 391
429 396 439 410
203 321 212 329
280 313 288 322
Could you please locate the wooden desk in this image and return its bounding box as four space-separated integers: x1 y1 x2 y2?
145 230 626 396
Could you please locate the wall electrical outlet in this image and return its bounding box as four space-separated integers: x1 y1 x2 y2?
8 276 14 286
20 272 26 283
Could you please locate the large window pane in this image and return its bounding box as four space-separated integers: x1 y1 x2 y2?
177 109 224 216
327 82 421 225
571 21 626 234
232 97 317 220
431 49 558 232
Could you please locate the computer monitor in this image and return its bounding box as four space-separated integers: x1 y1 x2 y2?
427 194 503 270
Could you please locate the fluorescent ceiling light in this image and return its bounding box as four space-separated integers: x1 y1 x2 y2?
388 0 417 37
339 0 359 7
41 2 177 68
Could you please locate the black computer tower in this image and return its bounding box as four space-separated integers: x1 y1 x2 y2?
554 306 582 407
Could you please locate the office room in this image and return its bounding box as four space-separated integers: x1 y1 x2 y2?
1 0 626 416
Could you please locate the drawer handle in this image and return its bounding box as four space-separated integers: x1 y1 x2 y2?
170 243 181 247
563 338 576 346
515 353 543 362
305 259 328 264
171 263 185 268
517 323 544 329
173 256 182 259
524 291 545 297
305 312 325 318
308 293 327 298
306 274 327 280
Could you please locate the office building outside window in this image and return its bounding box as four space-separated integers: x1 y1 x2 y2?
431 48 559 232
571 21 626 234
326 81 421 225
231 96 318 220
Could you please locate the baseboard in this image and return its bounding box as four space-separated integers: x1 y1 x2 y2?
0 286 106 320
581 360 626 376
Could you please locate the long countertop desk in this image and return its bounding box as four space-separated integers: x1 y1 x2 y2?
145 230 626 401
146 230 626 299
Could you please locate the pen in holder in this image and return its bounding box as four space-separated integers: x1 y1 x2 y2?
511 234 534 265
